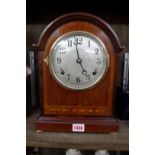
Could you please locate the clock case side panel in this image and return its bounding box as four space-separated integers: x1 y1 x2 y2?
32 13 124 133
36 51 44 115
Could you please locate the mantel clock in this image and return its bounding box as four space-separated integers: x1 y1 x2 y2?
32 13 124 133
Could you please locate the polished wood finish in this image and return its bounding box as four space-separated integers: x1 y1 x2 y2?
27 112 129 151
36 116 119 133
32 12 124 52
42 21 116 116
32 13 124 132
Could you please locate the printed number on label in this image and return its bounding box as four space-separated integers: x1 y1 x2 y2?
72 124 85 132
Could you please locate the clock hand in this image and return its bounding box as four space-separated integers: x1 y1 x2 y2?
75 43 83 67
75 45 87 74
76 57 87 76
75 45 81 60
75 43 89 76
78 63 88 76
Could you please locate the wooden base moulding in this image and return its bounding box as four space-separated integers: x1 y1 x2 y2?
36 116 119 133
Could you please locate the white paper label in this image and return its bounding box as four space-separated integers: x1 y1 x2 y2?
72 124 85 132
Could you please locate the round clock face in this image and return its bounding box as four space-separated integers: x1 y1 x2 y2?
49 31 109 90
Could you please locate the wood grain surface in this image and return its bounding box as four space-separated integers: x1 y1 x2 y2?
27 112 129 151
32 13 124 132
33 13 124 117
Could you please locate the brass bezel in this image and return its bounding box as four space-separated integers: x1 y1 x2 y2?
48 31 110 91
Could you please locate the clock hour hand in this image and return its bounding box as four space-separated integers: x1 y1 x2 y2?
77 60 88 76
77 59 88 76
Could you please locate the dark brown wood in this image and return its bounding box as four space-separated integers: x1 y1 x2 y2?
36 116 119 133
27 112 129 151
41 21 116 116
32 12 124 133
32 12 125 53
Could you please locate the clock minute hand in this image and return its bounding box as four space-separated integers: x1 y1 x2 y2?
75 45 81 60
75 43 83 65
75 44 89 76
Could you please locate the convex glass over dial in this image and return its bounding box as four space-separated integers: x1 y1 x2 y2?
49 31 109 90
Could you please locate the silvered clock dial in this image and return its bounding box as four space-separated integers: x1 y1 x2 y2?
48 31 109 90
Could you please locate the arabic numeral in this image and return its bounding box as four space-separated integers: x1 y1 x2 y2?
96 58 102 65
67 74 71 80
74 37 83 45
95 48 99 55
59 47 66 54
76 77 81 83
60 67 65 75
86 75 91 80
57 57 61 64
92 68 97 75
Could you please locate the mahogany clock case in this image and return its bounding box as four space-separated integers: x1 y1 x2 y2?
32 13 124 133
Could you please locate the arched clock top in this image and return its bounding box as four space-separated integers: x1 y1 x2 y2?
33 12 123 132
32 12 125 53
